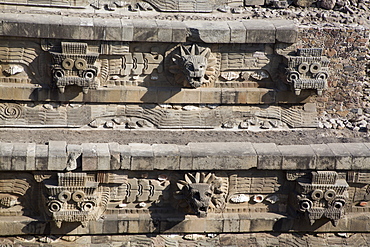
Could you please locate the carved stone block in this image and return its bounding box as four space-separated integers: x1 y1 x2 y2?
289 171 349 226
48 141 68 171
49 42 100 94
279 145 316 170
282 48 330 96
253 143 282 170
243 20 276 43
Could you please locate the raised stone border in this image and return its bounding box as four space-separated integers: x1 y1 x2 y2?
1 141 370 171
4 232 370 247
0 16 297 43
0 85 310 104
1 210 370 235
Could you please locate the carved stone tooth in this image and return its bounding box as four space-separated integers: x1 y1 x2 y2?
55 221 62 228
58 86 65 94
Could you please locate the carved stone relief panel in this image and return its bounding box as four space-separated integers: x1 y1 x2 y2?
282 48 329 96
0 39 46 85
40 172 106 228
0 0 88 7
91 0 246 12
287 171 348 226
0 169 369 233
0 173 37 217
166 44 218 88
48 42 100 94
226 171 286 214
0 103 318 129
35 171 171 228
0 0 276 11
99 42 165 87
346 171 370 214
0 37 329 106
0 39 323 95
99 42 279 90
175 172 227 217
218 44 277 88
144 0 216 12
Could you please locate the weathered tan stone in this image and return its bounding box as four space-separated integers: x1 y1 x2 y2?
327 143 352 170
81 143 98 171
279 144 316 169
129 143 154 170
189 142 257 170
12 143 27 171
48 141 67 170
152 144 180 170
108 142 121 170
96 143 110 170
253 143 282 169
310 144 336 169
243 20 276 43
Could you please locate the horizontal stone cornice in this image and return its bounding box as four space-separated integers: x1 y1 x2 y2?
0 15 297 43
0 141 369 171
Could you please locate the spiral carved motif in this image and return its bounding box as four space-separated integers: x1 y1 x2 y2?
0 103 23 120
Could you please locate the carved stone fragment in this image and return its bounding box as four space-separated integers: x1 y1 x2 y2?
49 42 100 94
168 44 217 88
282 48 330 96
144 0 214 12
289 171 348 226
175 172 226 217
42 172 106 228
0 173 35 217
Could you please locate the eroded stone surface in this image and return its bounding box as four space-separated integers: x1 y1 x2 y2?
0 141 369 235
0 0 369 241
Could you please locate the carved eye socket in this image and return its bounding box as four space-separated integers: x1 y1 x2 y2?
48 201 62 212
72 190 85 202
193 191 201 200
185 63 194 71
75 58 87 70
58 190 71 202
333 200 345 209
310 62 321 74
62 58 74 70
315 72 328 80
53 69 64 79
205 192 212 197
324 189 336 201
299 199 312 212
81 201 95 211
83 70 96 80
298 63 309 74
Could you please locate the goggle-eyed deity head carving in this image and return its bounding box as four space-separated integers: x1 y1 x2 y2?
290 171 348 227
42 172 105 228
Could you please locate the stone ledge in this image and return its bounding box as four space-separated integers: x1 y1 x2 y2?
0 142 368 171
0 85 311 104
0 213 286 235
0 15 297 43
1 213 369 235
